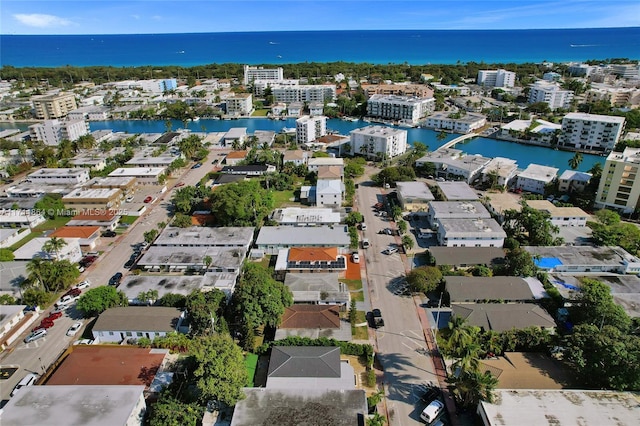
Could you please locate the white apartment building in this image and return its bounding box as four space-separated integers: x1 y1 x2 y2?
586 84 640 107
528 81 574 110
253 79 298 96
596 147 640 214
224 93 253 116
135 79 177 94
31 92 78 119
516 164 559 194
271 85 336 103
424 112 487 134
349 126 408 160
243 65 284 85
307 157 344 173
435 218 506 248
477 69 516 88
108 167 166 185
481 157 518 187
296 115 327 144
526 200 589 227
29 119 90 146
611 64 640 79
559 112 626 152
558 170 592 193
416 149 491 183
27 168 90 185
366 94 435 124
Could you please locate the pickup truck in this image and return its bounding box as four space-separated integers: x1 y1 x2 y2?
55 294 80 308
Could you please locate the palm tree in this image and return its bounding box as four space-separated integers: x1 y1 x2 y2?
568 152 583 170
42 237 67 260
447 369 498 409
453 341 482 374
26 257 46 290
203 255 213 272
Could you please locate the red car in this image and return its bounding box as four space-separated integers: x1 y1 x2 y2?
34 321 54 331
144 196 153 203
64 288 82 297
175 182 185 187
47 312 63 321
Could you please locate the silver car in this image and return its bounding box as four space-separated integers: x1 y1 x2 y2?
24 328 47 343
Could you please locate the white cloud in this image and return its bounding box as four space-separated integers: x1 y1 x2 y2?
131 14 140 20
13 13 72 28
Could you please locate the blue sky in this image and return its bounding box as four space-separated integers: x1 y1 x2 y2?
2 0 639 35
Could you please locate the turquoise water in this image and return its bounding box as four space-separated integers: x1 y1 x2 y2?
0 118 604 172
2 28 639 67
89 118 604 172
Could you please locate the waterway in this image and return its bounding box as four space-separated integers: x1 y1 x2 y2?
1 118 604 172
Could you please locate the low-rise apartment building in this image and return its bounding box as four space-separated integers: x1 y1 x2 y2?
396 181 434 211
435 218 506 247
108 167 166 185
526 200 589 227
28 168 90 185
416 149 490 183
516 164 559 194
224 93 253 116
424 112 487 133
528 81 574 110
366 94 435 124
349 125 408 160
29 119 90 146
62 188 123 211
481 157 518 187
558 170 592 193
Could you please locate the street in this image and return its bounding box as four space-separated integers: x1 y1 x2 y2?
357 183 439 425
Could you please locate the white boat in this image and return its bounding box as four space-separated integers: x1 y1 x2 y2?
191 116 200 122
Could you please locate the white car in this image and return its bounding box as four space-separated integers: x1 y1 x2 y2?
125 195 134 202
382 247 399 255
66 322 83 336
74 280 91 290
10 373 38 397
56 294 80 307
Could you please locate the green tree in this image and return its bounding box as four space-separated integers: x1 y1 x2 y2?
406 266 442 294
22 288 50 307
185 289 226 336
232 262 293 328
137 289 159 305
372 166 416 187
34 194 66 219
401 234 414 251
42 237 67 260
568 152 584 170
349 299 357 324
0 294 17 305
157 293 187 308
0 248 15 261
172 213 192 228
203 255 213 271
391 206 403 222
344 211 364 226
191 334 247 406
27 258 80 292
210 180 274 227
144 229 159 244
447 369 498 410
499 247 537 277
503 203 562 246
469 265 492 277
572 278 631 331
397 220 408 235
76 286 128 317
149 393 203 426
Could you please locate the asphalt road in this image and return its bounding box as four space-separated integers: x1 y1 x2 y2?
357 183 438 426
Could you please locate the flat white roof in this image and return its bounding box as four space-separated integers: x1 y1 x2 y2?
272 207 342 224
396 181 434 200
436 181 479 201
349 125 407 137
109 167 166 177
519 164 559 181
479 389 640 426
564 112 626 123
28 168 88 178
62 188 120 200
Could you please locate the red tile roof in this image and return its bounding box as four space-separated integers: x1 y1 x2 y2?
288 247 338 262
226 150 248 159
280 305 341 329
50 226 101 239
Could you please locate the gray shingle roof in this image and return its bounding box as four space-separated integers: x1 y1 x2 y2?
268 346 341 378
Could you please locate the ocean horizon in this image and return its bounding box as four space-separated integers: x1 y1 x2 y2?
1 27 639 68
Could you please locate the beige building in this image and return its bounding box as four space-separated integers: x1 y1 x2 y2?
225 93 253 116
596 147 640 214
62 188 123 211
363 83 434 98
32 92 78 119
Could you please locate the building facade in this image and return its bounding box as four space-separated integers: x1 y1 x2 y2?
366 94 435 124
28 168 90 185
29 119 90 146
424 112 487 133
243 65 284 85
349 125 408 160
296 115 327 144
32 92 78 119
528 82 574 110
559 112 626 152
225 93 253 116
477 69 516 88
516 164 559 194
271 85 336 103
596 147 640 214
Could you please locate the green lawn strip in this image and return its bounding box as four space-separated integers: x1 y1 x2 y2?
119 215 138 225
11 217 73 250
351 310 369 340
244 353 258 387
271 190 296 208
340 279 364 302
251 109 269 116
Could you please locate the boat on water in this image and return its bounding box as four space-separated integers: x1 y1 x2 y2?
191 117 200 122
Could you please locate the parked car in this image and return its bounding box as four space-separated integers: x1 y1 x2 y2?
74 280 91 290
372 308 384 328
10 373 38 397
64 288 82 297
351 253 360 263
125 195 135 203
51 305 66 314
25 329 48 343
360 223 367 231
144 196 153 203
46 311 63 321
382 247 399 255
102 230 117 237
33 320 53 331
420 400 444 424
79 255 97 267
109 272 123 286
73 339 94 345
420 385 442 405
192 162 202 169
56 294 80 308
175 182 186 187
124 257 136 269
66 322 83 337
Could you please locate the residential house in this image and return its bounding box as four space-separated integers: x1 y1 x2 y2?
13 237 82 263
224 150 249 165
266 346 355 390
484 192 523 224
49 226 101 250
275 305 352 341
558 170 592 193
282 150 310 166
92 306 186 343
451 303 556 332
445 276 536 303
284 272 350 306
253 130 276 147
315 165 344 207
525 200 589 227
481 157 518 188
416 149 490 183
223 128 248 146
270 207 341 226
275 247 347 279
308 157 344 173
221 165 275 176
0 304 30 349
287 102 304 116
66 209 121 231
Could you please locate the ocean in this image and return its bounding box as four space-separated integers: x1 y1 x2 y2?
1 28 639 68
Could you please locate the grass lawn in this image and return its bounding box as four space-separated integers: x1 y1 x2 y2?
340 279 364 302
271 190 297 208
251 109 270 116
120 215 138 225
244 353 258 387
351 311 369 340
10 216 73 250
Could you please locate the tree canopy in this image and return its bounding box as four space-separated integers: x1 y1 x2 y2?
502 203 562 246
76 286 128 317
231 262 293 328
185 289 227 336
571 278 631 332
210 180 274 227
191 334 247 406
27 258 80 292
372 166 416 187
406 266 442 294
589 210 640 255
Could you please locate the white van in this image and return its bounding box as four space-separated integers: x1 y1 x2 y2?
11 373 38 397
420 400 444 423
361 239 370 249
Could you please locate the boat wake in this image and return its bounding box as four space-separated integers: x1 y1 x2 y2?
570 44 599 48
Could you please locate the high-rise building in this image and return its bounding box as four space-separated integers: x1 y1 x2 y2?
349 126 407 160
28 119 90 146
528 82 574 110
32 92 78 119
243 65 284 85
296 116 327 144
560 113 625 152
596 147 640 214
477 69 516 88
